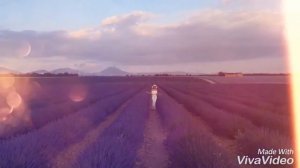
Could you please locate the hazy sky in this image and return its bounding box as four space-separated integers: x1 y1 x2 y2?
0 0 286 73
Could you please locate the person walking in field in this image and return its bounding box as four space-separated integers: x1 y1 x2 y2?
151 84 158 110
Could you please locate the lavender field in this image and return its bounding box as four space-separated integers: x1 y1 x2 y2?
0 76 293 168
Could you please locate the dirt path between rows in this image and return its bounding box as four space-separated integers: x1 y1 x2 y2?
135 107 169 168
51 97 133 168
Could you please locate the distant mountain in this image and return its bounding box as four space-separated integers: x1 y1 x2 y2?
135 71 193 76
154 71 189 75
0 67 18 74
31 70 49 74
51 68 80 75
97 67 129 76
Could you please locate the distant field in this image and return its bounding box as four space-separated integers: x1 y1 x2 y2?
0 76 293 168
199 75 289 84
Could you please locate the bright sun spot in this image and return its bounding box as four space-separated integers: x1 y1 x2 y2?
283 0 300 167
0 76 15 90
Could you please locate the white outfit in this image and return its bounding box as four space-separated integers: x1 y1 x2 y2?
151 89 158 109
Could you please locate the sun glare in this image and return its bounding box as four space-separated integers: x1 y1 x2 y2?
0 76 15 90
283 0 300 167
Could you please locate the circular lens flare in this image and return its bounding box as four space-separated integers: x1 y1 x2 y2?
69 85 87 102
6 91 23 110
1 117 7 121
18 41 32 57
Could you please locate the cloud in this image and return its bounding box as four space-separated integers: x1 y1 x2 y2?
0 10 285 66
220 0 282 11
101 11 154 28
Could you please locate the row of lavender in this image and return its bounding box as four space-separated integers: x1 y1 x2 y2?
0 80 144 139
156 93 237 168
166 82 290 115
75 91 150 168
159 83 292 160
0 84 144 167
165 83 290 134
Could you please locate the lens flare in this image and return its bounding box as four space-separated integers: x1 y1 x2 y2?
69 85 87 102
0 107 12 118
283 0 300 167
18 41 32 57
6 91 23 111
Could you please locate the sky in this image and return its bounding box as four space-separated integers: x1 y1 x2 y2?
0 0 286 73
